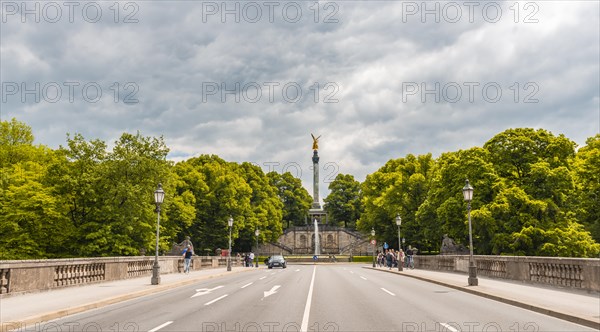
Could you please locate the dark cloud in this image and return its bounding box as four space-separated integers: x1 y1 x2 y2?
1 1 598 199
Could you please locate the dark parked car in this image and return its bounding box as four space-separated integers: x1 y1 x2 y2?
267 255 287 269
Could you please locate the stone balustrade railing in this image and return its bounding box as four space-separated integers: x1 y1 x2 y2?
415 255 600 292
0 256 238 296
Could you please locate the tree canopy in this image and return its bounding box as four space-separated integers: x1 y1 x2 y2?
1 119 598 258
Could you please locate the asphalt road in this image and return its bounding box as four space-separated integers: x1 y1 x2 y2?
25 264 596 332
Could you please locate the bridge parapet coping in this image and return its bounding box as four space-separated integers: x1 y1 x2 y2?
0 256 239 296
415 255 599 292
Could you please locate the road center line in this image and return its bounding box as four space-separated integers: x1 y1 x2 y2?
381 288 395 296
300 266 317 332
241 282 253 288
148 321 173 332
259 276 266 280
440 323 460 332
360 276 367 280
204 294 228 306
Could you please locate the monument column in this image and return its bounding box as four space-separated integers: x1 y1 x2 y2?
309 133 325 224
312 150 321 209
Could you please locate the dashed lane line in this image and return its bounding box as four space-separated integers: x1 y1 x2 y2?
440 323 460 332
204 294 228 306
381 288 395 296
148 321 173 332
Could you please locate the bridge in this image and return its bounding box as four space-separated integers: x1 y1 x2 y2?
0 256 598 331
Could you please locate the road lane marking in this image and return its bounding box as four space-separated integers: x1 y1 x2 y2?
301 266 317 332
381 288 395 296
259 276 266 280
360 276 367 280
191 285 224 298
349 271 354 274
204 294 228 306
148 321 173 332
440 323 459 332
263 285 281 298
241 282 253 288
295 269 300 272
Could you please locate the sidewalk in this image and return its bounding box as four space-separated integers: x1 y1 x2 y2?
0 267 252 331
366 266 600 330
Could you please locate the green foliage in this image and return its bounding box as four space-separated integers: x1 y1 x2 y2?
572 135 600 242
358 154 434 251
1 119 599 259
324 174 362 228
267 171 311 228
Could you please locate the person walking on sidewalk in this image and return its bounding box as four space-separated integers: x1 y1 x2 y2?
385 250 393 270
398 249 405 269
406 246 414 269
182 245 193 273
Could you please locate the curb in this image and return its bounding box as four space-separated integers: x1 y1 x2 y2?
364 267 600 330
1 268 253 332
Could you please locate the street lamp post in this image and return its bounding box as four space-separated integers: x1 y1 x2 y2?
396 214 402 271
227 216 233 271
151 183 165 285
255 229 260 268
371 228 376 268
462 179 478 286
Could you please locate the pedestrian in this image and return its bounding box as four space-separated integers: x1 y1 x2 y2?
249 252 255 267
182 244 193 273
406 245 414 269
386 250 393 270
398 249 405 269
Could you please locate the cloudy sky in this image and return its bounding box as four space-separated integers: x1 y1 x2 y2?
1 0 599 199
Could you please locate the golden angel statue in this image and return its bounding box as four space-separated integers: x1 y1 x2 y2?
311 134 321 150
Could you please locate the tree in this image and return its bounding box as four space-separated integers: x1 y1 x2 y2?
324 174 362 228
416 148 500 253
235 162 283 250
267 172 312 228
572 135 600 242
48 132 172 256
357 154 434 251
0 119 71 259
174 155 253 253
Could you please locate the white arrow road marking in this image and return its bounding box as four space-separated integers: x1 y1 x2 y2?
263 285 281 298
241 282 253 289
360 276 367 280
381 288 395 296
148 321 173 332
204 294 228 306
191 285 224 298
440 323 460 332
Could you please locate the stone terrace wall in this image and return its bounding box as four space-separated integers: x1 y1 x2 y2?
415 255 600 292
0 256 239 296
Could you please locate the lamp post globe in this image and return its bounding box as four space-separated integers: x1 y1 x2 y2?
462 179 478 286
395 214 403 271
227 217 233 271
255 229 260 268
151 183 165 285
371 228 376 268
